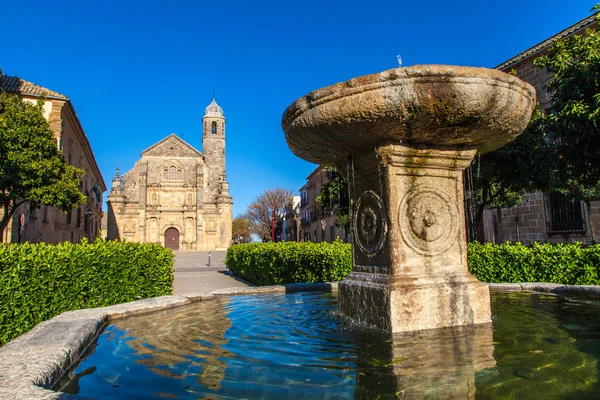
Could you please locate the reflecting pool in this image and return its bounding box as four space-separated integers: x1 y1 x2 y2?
62 291 600 399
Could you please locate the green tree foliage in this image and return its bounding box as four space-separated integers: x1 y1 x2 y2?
0 73 86 240
467 108 556 239
468 6 600 240
316 167 350 228
534 6 600 204
232 213 254 243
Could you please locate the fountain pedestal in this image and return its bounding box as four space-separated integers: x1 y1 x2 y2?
282 65 535 332
338 143 491 332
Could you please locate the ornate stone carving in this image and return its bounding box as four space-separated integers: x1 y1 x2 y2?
353 190 387 256
399 186 458 255
164 194 182 207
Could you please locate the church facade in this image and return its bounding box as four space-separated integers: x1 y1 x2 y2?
106 99 233 250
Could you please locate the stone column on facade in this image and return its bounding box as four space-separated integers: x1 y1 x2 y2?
138 162 148 242
282 65 535 332
107 167 125 240
216 181 233 249
196 163 204 250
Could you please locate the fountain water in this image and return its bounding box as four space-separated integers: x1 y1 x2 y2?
282 65 535 332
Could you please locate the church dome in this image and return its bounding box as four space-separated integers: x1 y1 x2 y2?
205 98 223 116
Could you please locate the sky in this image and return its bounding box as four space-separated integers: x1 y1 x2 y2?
1 0 595 217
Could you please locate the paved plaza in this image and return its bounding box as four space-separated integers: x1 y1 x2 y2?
172 250 251 295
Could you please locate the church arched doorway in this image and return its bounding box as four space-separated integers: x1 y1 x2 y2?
164 228 179 250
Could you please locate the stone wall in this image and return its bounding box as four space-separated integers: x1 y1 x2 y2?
482 192 599 245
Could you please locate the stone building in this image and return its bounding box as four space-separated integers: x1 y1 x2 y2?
1 76 106 244
480 14 600 244
106 99 233 250
299 166 347 243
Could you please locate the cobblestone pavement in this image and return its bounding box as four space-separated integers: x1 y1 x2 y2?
172 251 251 295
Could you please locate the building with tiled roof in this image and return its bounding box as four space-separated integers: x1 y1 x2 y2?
496 14 597 71
1 75 69 100
496 13 598 111
1 74 107 244
478 12 600 246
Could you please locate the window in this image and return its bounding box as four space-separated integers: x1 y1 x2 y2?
169 166 177 179
163 169 168 179
211 121 217 134
546 191 586 235
76 208 81 228
66 210 72 224
177 170 183 179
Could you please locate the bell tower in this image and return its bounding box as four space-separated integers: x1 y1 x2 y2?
202 98 228 203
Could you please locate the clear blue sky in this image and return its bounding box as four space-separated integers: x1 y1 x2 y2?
1 0 595 217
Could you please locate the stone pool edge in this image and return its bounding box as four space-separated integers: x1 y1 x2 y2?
1 281 598 399
0 282 338 399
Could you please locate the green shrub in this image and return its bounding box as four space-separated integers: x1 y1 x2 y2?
468 241 600 285
0 239 173 346
225 241 352 285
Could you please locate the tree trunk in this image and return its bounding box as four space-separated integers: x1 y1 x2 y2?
585 200 597 244
0 199 24 243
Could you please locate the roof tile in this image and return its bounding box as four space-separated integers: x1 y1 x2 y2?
1 75 68 100
496 14 597 70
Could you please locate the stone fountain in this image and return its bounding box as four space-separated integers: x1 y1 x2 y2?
282 65 535 332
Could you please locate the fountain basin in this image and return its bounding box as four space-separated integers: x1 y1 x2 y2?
282 66 535 332
282 65 535 165
2 283 600 399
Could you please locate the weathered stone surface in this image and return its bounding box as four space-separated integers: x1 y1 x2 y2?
282 65 535 166
282 65 535 332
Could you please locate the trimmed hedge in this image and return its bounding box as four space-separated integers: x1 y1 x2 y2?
225 241 352 285
0 239 173 346
468 241 600 285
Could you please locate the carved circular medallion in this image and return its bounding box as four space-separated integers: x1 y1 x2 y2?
353 190 387 255
399 186 458 255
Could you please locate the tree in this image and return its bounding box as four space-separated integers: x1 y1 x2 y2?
316 167 350 230
466 108 557 240
0 72 86 241
467 6 600 241
232 214 254 244
246 188 294 240
534 5 600 206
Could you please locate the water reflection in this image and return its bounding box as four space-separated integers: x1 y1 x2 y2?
66 292 600 399
113 298 232 390
479 292 599 399
352 323 495 399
